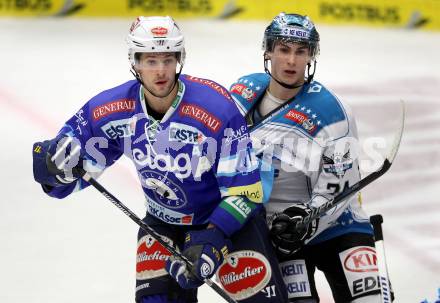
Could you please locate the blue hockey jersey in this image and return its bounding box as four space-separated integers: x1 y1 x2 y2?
44 75 263 237
229 73 373 244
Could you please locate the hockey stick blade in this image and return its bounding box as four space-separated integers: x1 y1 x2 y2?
297 101 406 229
79 170 237 303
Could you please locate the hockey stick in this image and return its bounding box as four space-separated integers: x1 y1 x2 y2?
370 214 393 303
77 170 237 303
50 136 236 301
294 100 405 230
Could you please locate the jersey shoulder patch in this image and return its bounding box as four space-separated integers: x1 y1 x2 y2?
88 80 140 123
182 74 233 102
179 74 243 134
301 81 350 139
229 73 270 115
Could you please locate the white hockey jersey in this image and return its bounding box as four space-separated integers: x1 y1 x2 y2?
230 73 373 244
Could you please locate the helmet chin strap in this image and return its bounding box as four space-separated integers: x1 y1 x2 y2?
131 65 183 99
263 57 317 90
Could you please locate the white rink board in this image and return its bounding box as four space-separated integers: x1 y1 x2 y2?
1 19 439 303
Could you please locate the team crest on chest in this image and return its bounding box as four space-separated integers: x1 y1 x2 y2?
140 170 187 209
323 151 353 178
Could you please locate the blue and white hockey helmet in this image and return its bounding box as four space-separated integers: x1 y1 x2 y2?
262 12 320 59
127 16 186 67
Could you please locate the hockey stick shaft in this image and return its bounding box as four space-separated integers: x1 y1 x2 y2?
371 214 392 303
297 158 392 229
79 170 237 303
296 100 405 229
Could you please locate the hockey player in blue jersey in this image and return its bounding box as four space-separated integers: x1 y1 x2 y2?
32 16 287 303
229 13 386 302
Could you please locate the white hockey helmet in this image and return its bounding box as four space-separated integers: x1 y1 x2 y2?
127 16 186 67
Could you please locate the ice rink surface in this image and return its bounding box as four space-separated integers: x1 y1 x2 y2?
1 17 439 302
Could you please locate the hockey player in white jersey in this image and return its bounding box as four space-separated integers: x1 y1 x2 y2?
229 13 387 302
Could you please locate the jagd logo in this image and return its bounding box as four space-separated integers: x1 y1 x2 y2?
217 251 271 300
132 143 212 180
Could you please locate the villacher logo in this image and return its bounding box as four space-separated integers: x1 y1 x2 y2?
218 251 271 300
136 235 173 280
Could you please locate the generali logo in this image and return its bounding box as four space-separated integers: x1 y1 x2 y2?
92 99 136 121
151 27 168 36
217 251 271 300
179 103 221 132
343 247 378 273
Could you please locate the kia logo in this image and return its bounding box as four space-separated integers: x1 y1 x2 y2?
343 247 378 272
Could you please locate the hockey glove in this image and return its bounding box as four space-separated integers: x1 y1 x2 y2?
33 136 84 189
270 203 318 257
165 227 230 289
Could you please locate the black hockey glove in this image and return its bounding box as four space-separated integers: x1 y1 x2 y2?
270 203 319 257
33 136 84 190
